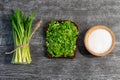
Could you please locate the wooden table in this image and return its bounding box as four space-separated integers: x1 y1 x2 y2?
0 0 120 79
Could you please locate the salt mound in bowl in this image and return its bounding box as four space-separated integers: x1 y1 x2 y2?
84 25 116 56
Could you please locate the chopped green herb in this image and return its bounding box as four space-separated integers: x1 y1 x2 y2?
46 20 79 57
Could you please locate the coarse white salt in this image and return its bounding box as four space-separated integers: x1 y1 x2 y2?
88 29 112 54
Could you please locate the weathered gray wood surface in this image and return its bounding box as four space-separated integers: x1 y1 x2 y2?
0 0 120 80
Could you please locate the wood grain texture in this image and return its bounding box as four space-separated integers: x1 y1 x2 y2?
0 0 120 80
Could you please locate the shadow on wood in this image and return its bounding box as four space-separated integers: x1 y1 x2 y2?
77 29 96 58
41 20 50 58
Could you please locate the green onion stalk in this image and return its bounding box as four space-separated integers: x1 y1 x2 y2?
10 9 34 64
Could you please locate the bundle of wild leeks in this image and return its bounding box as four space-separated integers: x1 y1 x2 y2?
10 9 34 64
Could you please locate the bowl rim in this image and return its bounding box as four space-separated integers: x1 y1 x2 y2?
84 25 116 56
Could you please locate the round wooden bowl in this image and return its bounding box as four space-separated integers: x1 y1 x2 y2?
84 25 116 56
